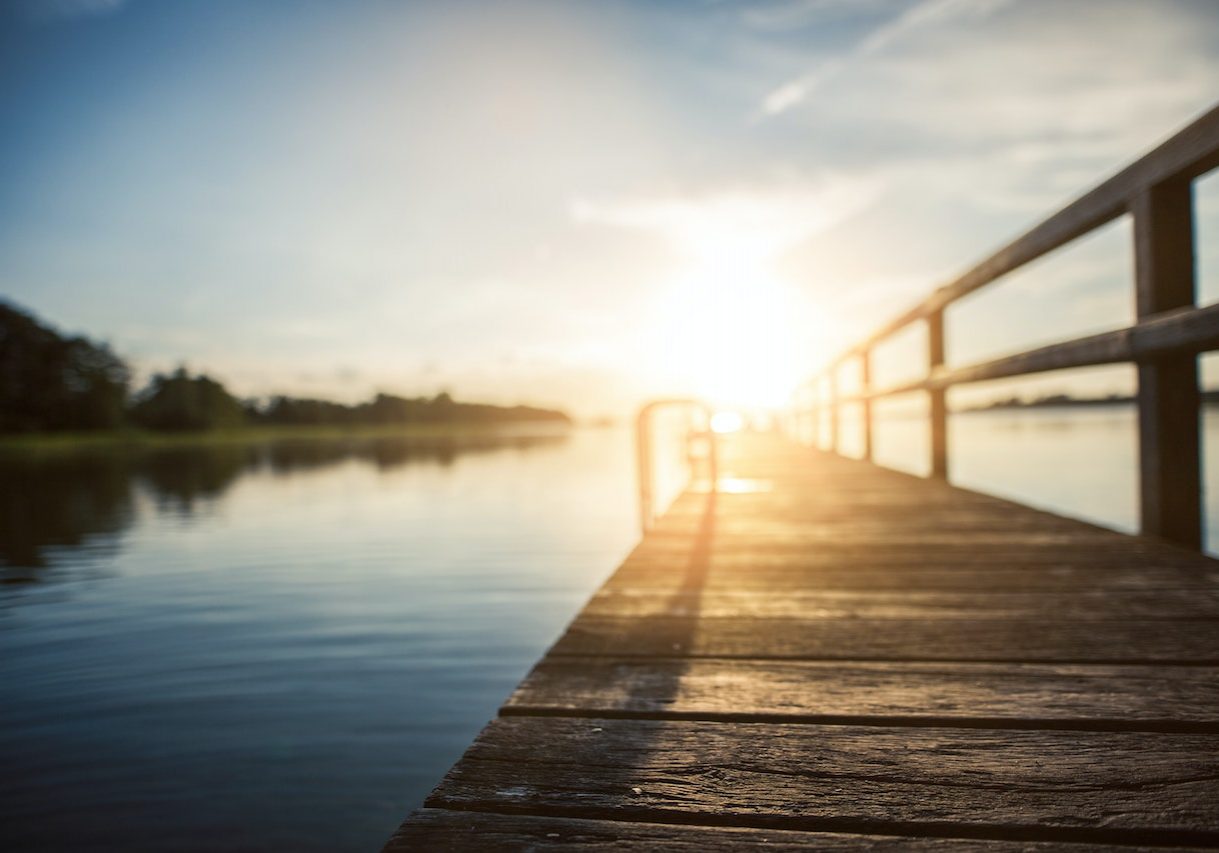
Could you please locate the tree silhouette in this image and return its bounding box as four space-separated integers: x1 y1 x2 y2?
0 301 130 432
1 301 573 434
130 368 246 431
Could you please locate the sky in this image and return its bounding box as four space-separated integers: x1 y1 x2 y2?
2 0 1218 416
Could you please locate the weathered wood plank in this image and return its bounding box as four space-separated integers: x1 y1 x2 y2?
551 615 1219 662
651 496 1117 520
621 532 1217 564
604 569 1214 595
583 587 1219 619
427 717 1219 844
630 531 1203 555
505 658 1219 730
385 809 1217 852
621 537 1218 569
390 431 1219 847
607 557 1219 594
1134 179 1203 548
645 526 1149 545
648 509 1125 530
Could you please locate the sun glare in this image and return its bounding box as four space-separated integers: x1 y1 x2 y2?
710 411 744 433
645 201 830 409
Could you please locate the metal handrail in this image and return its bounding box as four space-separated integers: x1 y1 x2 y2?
796 102 1219 549
635 399 718 532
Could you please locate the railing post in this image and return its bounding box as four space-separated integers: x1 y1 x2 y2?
827 367 839 454
807 388 819 448
635 404 656 531
860 350 873 462
797 382 814 447
808 397 818 447
1133 180 1201 548
927 310 948 479
635 400 719 533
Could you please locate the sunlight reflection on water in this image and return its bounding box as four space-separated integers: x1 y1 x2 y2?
3 411 1216 851
0 428 637 852
871 405 1219 550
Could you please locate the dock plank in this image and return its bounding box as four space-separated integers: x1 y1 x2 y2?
604 564 1219 593
552 615 1219 662
583 587 1219 619
389 433 1219 850
426 717 1219 845
386 810 1217 852
504 658 1219 730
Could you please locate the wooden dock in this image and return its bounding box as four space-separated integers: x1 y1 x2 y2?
384 106 1219 850
385 431 1219 851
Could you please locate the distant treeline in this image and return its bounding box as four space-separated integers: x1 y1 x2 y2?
246 392 569 428
970 391 1219 411
0 301 570 433
972 393 1133 410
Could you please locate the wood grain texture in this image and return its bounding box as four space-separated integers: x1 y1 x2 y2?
583 587 1219 619
1134 179 1203 549
427 717 1219 844
505 659 1219 730
605 563 1218 593
551 615 1219 663
626 534 1207 561
385 810 1217 852
389 430 1219 849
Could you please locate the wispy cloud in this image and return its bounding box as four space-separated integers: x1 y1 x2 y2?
759 0 1011 117
748 0 1218 219
571 178 880 258
4 0 1217 411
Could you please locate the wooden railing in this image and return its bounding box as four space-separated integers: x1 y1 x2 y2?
795 104 1219 550
635 399 718 532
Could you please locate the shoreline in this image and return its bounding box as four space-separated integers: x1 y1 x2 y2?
0 421 574 454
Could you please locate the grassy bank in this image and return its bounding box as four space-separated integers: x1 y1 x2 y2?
0 421 572 454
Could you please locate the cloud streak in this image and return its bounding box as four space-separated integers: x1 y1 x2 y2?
571 178 880 260
759 0 1011 117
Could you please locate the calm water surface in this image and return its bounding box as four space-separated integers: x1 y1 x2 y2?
1 429 638 852
873 405 1219 546
3 411 1216 851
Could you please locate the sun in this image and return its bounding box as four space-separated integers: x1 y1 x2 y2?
644 204 828 409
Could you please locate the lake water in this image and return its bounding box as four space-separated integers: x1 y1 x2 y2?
2 411 1217 851
870 405 1219 545
0 429 640 852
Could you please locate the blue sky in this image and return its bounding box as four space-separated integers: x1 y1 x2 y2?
2 0 1218 414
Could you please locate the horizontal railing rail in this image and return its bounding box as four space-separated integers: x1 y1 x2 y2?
795 103 1219 549
635 399 718 532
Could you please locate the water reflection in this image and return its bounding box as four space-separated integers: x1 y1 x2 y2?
0 453 134 574
0 426 634 852
0 432 566 579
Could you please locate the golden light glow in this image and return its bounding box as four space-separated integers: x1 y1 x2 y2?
710 411 744 433
641 195 834 409
716 477 773 494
